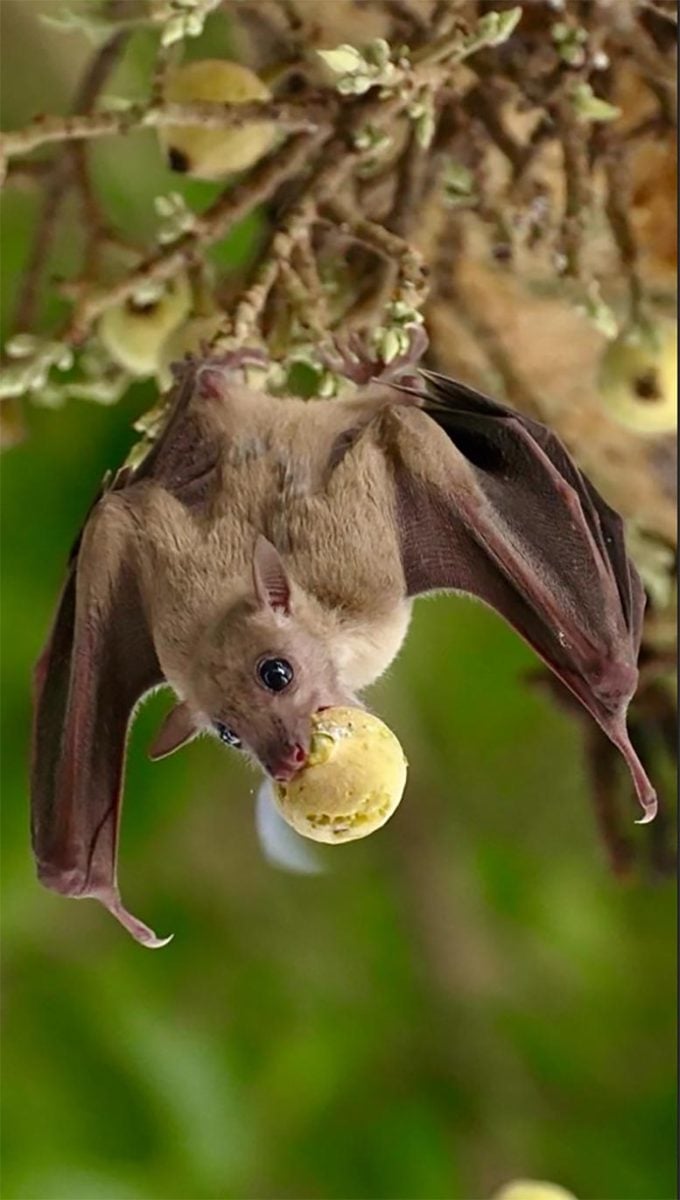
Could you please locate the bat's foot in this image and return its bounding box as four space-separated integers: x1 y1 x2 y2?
170 347 268 399
526 667 676 878
36 860 173 948
320 325 428 388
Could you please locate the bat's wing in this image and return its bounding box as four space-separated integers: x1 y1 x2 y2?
385 370 655 821
30 358 235 945
129 357 223 511
31 492 168 946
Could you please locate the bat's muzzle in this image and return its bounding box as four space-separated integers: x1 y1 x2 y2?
269 743 308 782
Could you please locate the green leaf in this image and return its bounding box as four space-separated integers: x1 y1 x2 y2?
571 82 621 123
317 45 365 76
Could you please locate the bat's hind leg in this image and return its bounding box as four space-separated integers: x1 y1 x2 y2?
320 325 429 388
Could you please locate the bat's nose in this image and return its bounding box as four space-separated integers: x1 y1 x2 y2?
269 743 308 782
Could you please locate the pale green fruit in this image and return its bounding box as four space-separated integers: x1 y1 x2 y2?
492 1182 577 1200
159 59 276 179
274 707 407 844
157 313 226 389
599 321 677 435
98 276 191 376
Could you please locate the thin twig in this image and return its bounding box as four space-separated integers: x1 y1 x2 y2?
231 199 316 341
462 82 524 172
65 131 324 341
387 129 429 237
0 99 333 163
291 228 329 334
322 199 428 310
602 142 645 325
11 27 131 334
555 97 591 281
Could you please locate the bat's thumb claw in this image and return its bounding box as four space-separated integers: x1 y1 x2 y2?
628 762 658 826
607 717 658 825
634 797 658 826
101 888 173 948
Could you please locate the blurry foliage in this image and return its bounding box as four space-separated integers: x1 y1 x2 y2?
0 3 677 1200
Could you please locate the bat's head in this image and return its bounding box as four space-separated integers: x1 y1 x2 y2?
149 538 352 780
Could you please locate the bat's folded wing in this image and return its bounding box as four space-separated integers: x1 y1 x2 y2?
31 493 169 946
387 371 655 821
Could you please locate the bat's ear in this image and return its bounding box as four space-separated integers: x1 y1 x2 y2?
148 700 198 760
252 536 291 614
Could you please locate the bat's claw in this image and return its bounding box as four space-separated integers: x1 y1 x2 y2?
606 714 658 825
169 346 268 397
101 889 174 948
634 798 658 825
320 325 428 387
36 859 173 947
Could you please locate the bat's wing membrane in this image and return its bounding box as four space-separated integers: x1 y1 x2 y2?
387 371 655 821
31 493 169 946
130 360 223 511
30 361 230 946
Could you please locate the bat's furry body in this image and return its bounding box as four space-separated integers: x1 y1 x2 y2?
31 359 656 945
135 381 413 697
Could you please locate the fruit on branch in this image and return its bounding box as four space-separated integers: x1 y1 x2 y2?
273 707 408 844
98 275 191 376
492 1183 577 1200
158 59 277 179
598 320 677 435
157 312 227 389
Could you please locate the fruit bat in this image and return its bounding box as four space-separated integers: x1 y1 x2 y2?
31 354 656 946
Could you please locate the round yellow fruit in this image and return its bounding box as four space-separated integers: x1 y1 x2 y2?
274 707 407 844
159 59 276 179
599 320 677 435
98 275 191 376
492 1183 577 1200
157 313 226 389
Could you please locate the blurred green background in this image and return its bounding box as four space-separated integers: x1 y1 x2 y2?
1 5 676 1199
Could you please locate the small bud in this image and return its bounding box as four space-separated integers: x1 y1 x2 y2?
414 106 435 149
160 14 187 46
337 73 372 96
317 45 365 76
570 82 621 124
381 328 402 364
364 38 391 69
186 11 205 36
476 7 522 48
5 333 38 359
317 370 338 399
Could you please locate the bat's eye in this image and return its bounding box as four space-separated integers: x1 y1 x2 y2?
258 657 294 693
214 722 242 749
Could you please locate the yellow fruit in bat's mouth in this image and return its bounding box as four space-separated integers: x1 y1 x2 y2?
159 59 277 180
98 275 192 376
273 707 408 844
598 320 677 435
